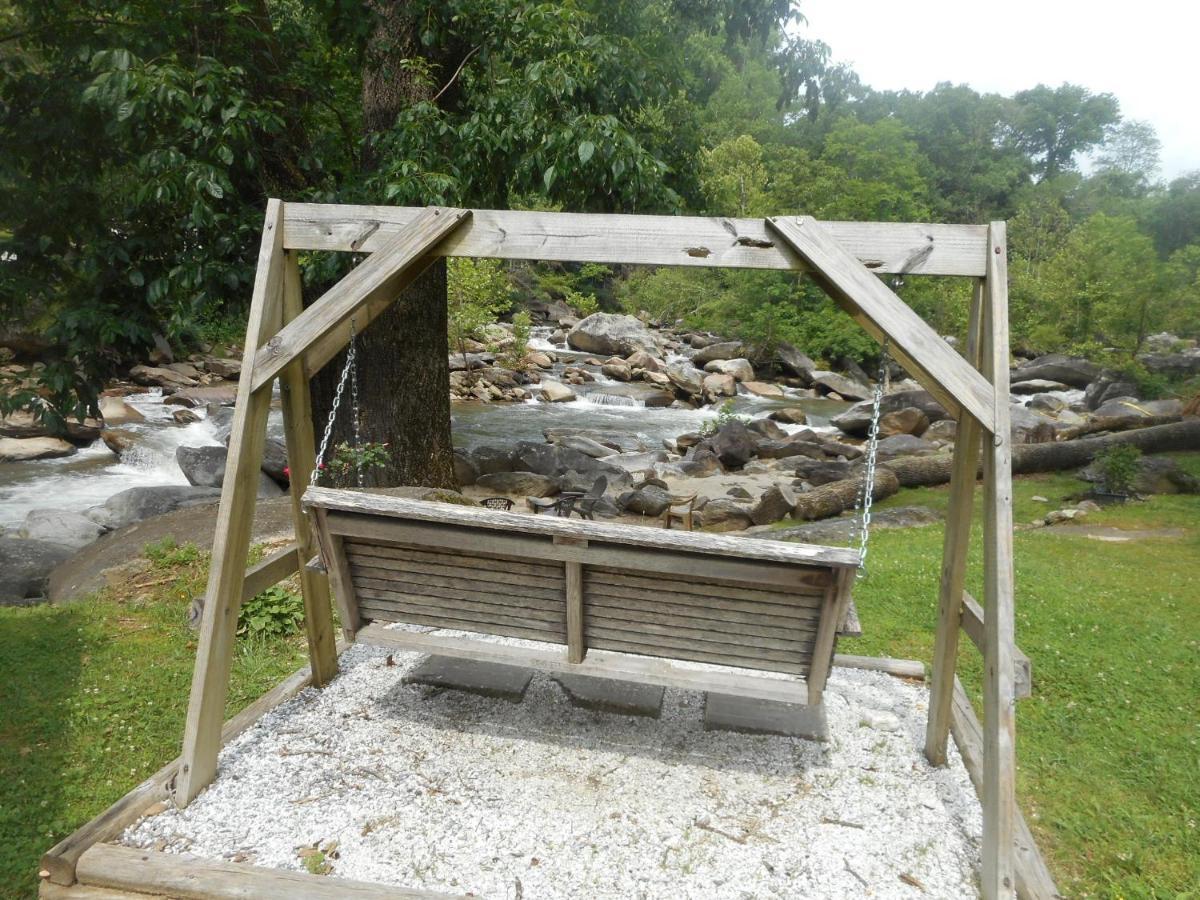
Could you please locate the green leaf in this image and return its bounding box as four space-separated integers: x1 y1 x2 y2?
129 270 144 288
578 141 595 165
206 181 224 199
543 165 556 191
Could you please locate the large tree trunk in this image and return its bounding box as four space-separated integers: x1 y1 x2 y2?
310 3 458 489
791 468 899 521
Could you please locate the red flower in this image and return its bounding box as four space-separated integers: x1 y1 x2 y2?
282 466 291 478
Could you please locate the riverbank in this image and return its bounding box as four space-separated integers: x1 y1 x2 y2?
2 459 1197 897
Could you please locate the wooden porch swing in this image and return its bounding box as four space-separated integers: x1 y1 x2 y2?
40 204 1059 900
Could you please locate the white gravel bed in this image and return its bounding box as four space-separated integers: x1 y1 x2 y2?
123 643 983 898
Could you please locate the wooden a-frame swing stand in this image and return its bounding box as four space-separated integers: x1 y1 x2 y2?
40 204 1060 900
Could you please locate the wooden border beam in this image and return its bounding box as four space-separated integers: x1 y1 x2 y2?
250 207 470 391
281 204 990 276
961 591 1032 700
767 216 997 432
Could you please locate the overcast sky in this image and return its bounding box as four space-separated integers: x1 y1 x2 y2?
798 0 1197 180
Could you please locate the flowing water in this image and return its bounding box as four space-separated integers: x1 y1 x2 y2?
0 331 851 531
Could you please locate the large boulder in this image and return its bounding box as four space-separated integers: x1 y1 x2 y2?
711 420 756 468
702 372 737 401
469 445 516 475
1093 397 1182 419
1079 456 1200 495
129 364 197 388
1009 405 1057 444
510 441 629 488
691 341 744 366
1084 377 1138 410
204 357 243 378
775 343 817 382
875 434 940 459
811 370 871 401
832 389 948 436
101 429 138 460
705 358 755 382
0 436 77 462
1138 350 1200 379
175 445 281 497
566 313 661 357
1009 379 1070 396
85 485 223 532
476 471 560 497
879 407 929 437
453 450 478 487
625 350 664 373
665 362 705 397
786 458 853 486
617 485 672 516
601 450 669 474
538 380 577 403
1011 354 1100 389
755 438 827 460
677 448 723 477
698 498 753 531
163 384 237 408
741 381 785 399
769 407 808 425
260 438 289 486
98 396 145 424
544 428 646 453
0 537 74 605
18 509 104 549
555 435 617 458
746 418 788 441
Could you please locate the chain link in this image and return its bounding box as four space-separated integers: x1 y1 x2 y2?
310 321 358 486
349 323 363 488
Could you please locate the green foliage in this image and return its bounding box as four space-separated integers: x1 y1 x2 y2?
563 289 600 318
326 441 391 479
237 585 304 639
699 399 748 436
502 309 534 370
447 257 514 368
143 537 201 567
1095 445 1142 496
699 134 769 216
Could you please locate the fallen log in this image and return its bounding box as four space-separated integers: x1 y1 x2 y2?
882 418 1200 489
1056 414 1181 440
792 467 899 521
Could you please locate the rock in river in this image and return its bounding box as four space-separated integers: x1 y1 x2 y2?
567 313 661 357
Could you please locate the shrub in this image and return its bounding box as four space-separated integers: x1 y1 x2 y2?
1096 445 1142 495
238 584 304 638
699 399 748 436
502 309 533 369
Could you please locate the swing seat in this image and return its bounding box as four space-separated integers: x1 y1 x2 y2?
304 486 860 706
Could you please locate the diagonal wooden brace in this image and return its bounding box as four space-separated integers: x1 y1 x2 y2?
251 206 471 391
766 216 997 433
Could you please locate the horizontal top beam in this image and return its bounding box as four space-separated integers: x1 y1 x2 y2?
282 204 989 277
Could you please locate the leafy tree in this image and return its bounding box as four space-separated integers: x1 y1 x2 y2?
699 134 769 216
447 257 513 377
1147 172 1200 256
1095 120 1162 183
1006 83 1120 181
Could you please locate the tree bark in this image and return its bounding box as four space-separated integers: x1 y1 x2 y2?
791 468 899 521
881 419 1200 490
310 2 458 489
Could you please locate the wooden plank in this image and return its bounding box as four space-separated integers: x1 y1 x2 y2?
280 251 339 687
950 680 1062 900
351 564 565 604
306 487 860 568
981 220 1018 899
805 569 849 705
585 594 820 638
328 514 839 590
587 565 831 597
313 509 359 641
961 591 1032 700
565 561 585 663
239 542 300 604
767 216 997 432
76 843 459 900
925 278 985 766
282 204 990 276
40 649 336 886
176 200 287 808
833 654 925 679
584 627 812 673
355 586 564 624
582 610 815 655
250 207 471 391
358 607 562 644
345 546 564 588
584 574 824 612
358 624 811 704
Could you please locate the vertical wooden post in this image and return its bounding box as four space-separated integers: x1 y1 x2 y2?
980 221 1017 898
565 561 585 663
176 201 287 807
279 251 339 687
924 280 986 765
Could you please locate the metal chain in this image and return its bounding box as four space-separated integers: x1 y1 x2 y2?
855 337 890 577
310 321 358 486
349 323 363 488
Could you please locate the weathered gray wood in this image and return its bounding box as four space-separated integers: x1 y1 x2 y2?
239 542 300 604
587 565 831 597
584 595 820 638
76 843 458 900
925 278 985 766
360 609 560 645
40 882 148 899
961 591 1032 700
981 220 1018 899
805 569 851 705
282 204 990 276
306 487 859 568
833 654 925 679
582 611 815 655
351 565 565 604
565 561 585 663
358 625 811 704
767 216 997 431
41 649 337 886
950 680 1062 900
312 509 359 641
280 250 339 688
583 575 824 613
251 207 471 392
346 545 564 588
583 628 812 674
355 584 564 621
177 200 286 807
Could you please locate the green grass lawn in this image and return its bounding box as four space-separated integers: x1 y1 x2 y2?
1 459 1197 898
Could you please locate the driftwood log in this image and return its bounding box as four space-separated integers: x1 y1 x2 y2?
883 418 1200 489
1056 414 1181 440
791 467 899 521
